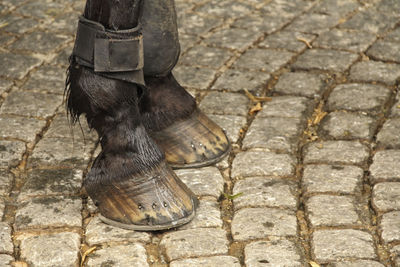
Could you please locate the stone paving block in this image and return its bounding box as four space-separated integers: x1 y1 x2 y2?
195 0 253 19
178 199 223 230
0 115 46 142
370 150 400 183
375 0 400 17
86 244 148 267
327 260 385 267
233 14 288 34
0 53 42 79
380 211 400 244
349 61 400 85
306 195 360 227
48 12 79 35
0 79 13 95
286 13 340 34
21 65 66 95
367 40 400 63
177 33 199 53
160 228 229 261
303 141 369 165
0 254 13 266
244 239 302 267
199 92 249 116
311 0 359 17
207 114 246 143
242 116 303 152
175 167 224 198
0 91 62 118
391 93 400 117
257 96 313 119
177 13 223 36
18 169 82 201
292 49 358 72
180 45 232 69
52 45 72 67
232 208 297 241
233 48 295 73
232 177 297 210
385 27 400 43
377 118 400 148
259 31 315 53
312 229 376 262
170 255 240 267
15 1 65 19
0 33 16 48
45 112 97 141
339 9 398 33
1 13 37 34
11 31 70 53
0 140 25 169
15 196 82 230
173 65 215 89
28 137 92 168
85 216 151 245
273 72 326 98
19 232 80 267
314 29 376 53
0 170 12 196
261 0 313 19
0 222 13 254
212 68 270 93
232 151 296 178
372 182 400 213
204 27 262 51
320 111 376 140
327 83 391 114
0 198 4 219
302 164 363 195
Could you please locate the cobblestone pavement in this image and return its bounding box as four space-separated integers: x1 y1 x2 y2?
0 0 400 266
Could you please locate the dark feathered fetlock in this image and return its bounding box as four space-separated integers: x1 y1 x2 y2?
139 0 230 168
65 0 197 230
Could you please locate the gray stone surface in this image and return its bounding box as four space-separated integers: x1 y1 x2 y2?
195 0 253 19
173 65 216 89
21 65 67 95
86 244 149 267
200 92 249 116
303 141 370 165
312 230 377 262
302 164 363 195
0 222 13 254
259 31 315 53
367 40 400 63
179 199 223 230
370 150 400 183
233 13 288 34
0 170 12 196
212 69 271 93
0 53 42 79
175 167 224 198
232 151 296 178
85 216 151 245
0 254 13 266
314 29 376 52
327 260 385 267
320 111 376 140
372 182 400 213
273 72 326 98
19 232 81 267
205 27 262 51
160 228 229 261
233 48 295 73
306 195 360 227
350 61 400 85
11 31 69 53
0 115 46 142
208 114 246 143
177 13 223 36
15 196 82 230
181 45 233 69
0 79 13 95
340 9 398 33
257 96 313 119
0 198 4 219
327 83 391 114
0 140 26 169
231 208 297 241
380 211 400 244
233 177 297 210
0 91 63 118
377 118 400 148
286 13 340 34
292 49 358 72
244 239 302 267
170 256 240 267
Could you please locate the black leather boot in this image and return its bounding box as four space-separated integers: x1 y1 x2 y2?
66 0 197 230
139 0 230 168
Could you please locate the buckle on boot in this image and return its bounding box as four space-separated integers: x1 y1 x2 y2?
73 16 144 72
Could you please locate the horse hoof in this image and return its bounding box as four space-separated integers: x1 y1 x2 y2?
150 109 230 169
86 161 198 231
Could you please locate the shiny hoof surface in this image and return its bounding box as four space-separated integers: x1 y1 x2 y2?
88 162 198 231
151 109 231 169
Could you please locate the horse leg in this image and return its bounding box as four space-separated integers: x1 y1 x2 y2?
66 0 197 230
139 0 230 168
